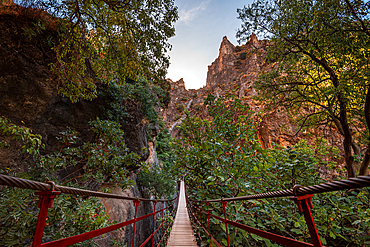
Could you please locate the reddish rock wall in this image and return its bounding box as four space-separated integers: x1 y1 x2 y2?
206 36 237 88
163 35 344 179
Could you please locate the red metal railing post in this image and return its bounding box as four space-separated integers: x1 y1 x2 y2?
161 201 164 247
291 194 323 247
152 201 157 247
206 202 211 246
32 190 61 247
132 200 139 247
221 201 230 247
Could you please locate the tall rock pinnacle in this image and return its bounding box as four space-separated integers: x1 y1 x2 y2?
206 36 237 88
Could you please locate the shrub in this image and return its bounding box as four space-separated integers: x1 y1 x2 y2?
99 77 163 124
176 104 185 113
237 52 247 60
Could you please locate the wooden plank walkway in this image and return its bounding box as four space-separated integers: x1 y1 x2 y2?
166 181 197 246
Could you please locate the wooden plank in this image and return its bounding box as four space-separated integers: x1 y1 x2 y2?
166 181 197 246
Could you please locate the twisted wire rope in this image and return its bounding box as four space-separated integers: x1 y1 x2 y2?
0 174 175 202
189 175 370 203
2 174 370 203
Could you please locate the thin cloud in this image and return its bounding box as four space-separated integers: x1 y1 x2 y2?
178 0 212 25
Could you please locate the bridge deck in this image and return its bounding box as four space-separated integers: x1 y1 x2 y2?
166 181 197 246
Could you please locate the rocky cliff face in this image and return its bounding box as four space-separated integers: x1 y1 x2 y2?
163 35 301 146
163 35 344 179
206 36 237 89
0 4 158 246
163 35 270 139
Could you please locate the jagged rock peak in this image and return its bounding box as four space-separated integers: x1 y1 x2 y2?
170 78 188 92
206 36 237 88
248 33 259 46
175 78 185 87
219 36 235 57
249 33 258 45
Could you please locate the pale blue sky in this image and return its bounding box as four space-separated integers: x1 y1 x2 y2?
167 0 253 89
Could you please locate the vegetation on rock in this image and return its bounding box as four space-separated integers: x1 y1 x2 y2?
172 95 370 246
0 0 178 245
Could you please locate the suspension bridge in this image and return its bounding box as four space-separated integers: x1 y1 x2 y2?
1 173 370 246
166 181 197 246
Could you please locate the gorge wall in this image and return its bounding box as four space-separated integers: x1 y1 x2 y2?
163 35 344 179
0 4 160 246
0 3 346 246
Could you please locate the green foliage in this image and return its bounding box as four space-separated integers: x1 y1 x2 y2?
38 118 140 189
0 117 44 156
172 94 370 246
99 77 165 125
156 125 175 169
193 105 201 111
176 104 185 113
257 145 370 246
110 239 127 247
0 74 166 244
137 161 175 199
56 126 78 146
123 77 164 124
17 0 178 102
98 83 128 122
23 19 48 40
157 211 175 244
172 94 263 200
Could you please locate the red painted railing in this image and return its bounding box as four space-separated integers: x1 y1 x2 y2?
3 173 370 246
184 175 370 247
0 174 178 247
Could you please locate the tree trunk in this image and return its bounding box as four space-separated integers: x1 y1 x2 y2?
351 142 361 155
336 78 356 177
359 145 370 175
359 84 370 175
344 139 356 177
288 41 357 177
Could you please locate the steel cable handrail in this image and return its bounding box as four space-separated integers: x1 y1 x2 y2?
41 200 176 247
189 175 370 203
184 175 370 247
138 200 177 247
0 174 175 202
185 192 221 247
0 173 179 247
188 200 315 247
